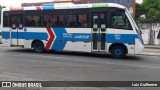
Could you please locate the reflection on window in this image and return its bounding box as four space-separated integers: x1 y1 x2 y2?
44 15 52 27
25 15 41 27
17 15 23 26
100 14 105 24
78 15 88 27
66 14 88 28
43 15 64 27
93 15 98 24
53 15 64 27
10 16 16 27
3 12 9 27
111 13 132 30
66 15 77 27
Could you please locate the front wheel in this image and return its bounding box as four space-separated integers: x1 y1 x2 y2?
33 41 44 53
111 46 126 59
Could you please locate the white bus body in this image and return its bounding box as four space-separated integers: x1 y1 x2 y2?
1 3 144 58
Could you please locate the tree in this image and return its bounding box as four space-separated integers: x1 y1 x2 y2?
135 3 145 20
140 0 160 22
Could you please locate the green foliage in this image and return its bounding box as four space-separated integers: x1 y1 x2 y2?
135 3 145 20
137 0 160 22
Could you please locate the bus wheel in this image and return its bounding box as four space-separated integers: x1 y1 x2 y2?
111 46 126 59
33 41 44 53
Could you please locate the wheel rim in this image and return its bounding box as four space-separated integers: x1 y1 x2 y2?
115 49 122 56
34 42 43 52
37 45 42 51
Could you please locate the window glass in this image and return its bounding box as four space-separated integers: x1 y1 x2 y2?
53 15 64 27
25 15 41 27
43 14 64 27
10 15 16 27
66 14 88 28
111 12 132 30
3 12 9 27
100 14 105 24
93 15 98 24
44 15 52 27
10 14 23 28
66 15 77 27
17 15 23 25
78 15 88 27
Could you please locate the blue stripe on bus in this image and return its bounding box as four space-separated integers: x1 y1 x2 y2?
2 31 142 49
2 31 92 42
2 32 141 43
53 28 91 42
52 28 91 50
42 5 55 10
51 28 67 50
2 32 10 39
2 32 48 40
106 34 139 44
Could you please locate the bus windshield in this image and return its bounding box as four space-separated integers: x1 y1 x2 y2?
126 9 141 34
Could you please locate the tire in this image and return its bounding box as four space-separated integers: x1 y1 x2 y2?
33 41 44 53
111 46 126 59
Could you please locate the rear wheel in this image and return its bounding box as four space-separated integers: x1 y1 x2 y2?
111 46 126 59
33 41 44 53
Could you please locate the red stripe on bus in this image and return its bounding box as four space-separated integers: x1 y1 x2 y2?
36 6 41 10
45 28 55 50
10 7 24 11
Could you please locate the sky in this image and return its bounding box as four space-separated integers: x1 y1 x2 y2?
0 0 143 7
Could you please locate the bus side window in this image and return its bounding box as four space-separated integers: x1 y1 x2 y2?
110 12 132 30
52 15 64 27
10 15 16 28
3 12 9 27
78 15 88 28
44 15 52 27
25 11 41 27
58 15 64 27
66 15 77 27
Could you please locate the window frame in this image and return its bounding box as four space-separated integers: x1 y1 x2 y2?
109 9 133 30
25 10 43 27
65 9 90 28
3 11 10 27
43 10 65 28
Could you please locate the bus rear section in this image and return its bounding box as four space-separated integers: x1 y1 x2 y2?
1 3 144 58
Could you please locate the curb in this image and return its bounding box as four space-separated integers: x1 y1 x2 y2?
140 54 160 56
145 47 160 49
144 45 160 49
140 52 160 56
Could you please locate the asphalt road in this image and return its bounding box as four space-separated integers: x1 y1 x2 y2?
0 44 160 90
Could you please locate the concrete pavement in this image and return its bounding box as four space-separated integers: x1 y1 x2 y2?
0 44 160 90
140 45 160 56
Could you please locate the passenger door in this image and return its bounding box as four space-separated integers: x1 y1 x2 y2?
91 13 107 52
10 14 24 46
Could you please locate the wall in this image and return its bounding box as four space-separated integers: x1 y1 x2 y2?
140 23 160 45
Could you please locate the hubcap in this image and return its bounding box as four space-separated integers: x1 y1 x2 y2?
115 49 122 56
